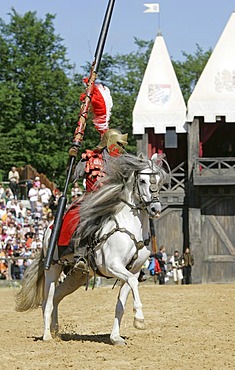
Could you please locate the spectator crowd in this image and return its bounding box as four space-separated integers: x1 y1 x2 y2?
0 168 76 281
146 245 195 285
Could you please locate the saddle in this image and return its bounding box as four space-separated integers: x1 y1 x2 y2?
57 199 81 248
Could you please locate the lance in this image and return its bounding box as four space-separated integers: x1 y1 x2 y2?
149 218 157 254
44 0 116 270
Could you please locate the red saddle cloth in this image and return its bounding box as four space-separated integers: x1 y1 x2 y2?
57 200 81 246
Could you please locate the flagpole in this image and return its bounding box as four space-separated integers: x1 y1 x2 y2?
157 9 161 32
143 3 160 32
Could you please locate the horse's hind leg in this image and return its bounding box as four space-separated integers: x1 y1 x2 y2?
110 282 131 346
52 269 91 334
54 269 89 304
42 264 62 341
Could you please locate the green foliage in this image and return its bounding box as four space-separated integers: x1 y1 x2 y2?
0 9 84 187
172 44 212 102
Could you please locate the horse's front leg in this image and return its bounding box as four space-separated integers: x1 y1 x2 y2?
110 282 131 346
128 274 146 330
42 264 62 341
131 248 150 330
107 265 144 345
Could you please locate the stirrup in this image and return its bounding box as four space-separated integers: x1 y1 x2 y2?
138 270 148 282
73 257 89 274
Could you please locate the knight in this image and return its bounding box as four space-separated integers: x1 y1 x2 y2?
56 82 128 268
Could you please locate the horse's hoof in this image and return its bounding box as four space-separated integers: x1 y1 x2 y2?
133 318 146 330
51 327 59 338
43 334 53 341
110 335 126 346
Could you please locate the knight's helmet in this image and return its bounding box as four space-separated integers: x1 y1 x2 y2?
96 129 128 156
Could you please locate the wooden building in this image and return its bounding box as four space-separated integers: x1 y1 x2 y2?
133 12 235 283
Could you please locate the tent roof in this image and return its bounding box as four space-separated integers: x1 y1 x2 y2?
187 12 235 123
133 33 187 135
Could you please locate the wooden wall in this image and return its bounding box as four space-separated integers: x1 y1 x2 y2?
136 119 235 283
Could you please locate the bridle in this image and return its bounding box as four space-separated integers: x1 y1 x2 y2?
133 160 161 212
135 171 160 206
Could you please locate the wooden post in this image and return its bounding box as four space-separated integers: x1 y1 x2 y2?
187 118 203 283
136 133 148 156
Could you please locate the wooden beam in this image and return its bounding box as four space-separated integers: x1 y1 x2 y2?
204 255 235 262
207 215 235 256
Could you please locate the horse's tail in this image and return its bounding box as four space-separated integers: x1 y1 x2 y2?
15 249 45 312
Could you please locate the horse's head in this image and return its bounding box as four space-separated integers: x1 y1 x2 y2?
135 153 168 218
75 153 170 240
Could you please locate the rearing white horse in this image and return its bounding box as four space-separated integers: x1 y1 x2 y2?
16 153 168 345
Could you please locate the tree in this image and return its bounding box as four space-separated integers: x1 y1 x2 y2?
172 44 212 102
0 9 84 186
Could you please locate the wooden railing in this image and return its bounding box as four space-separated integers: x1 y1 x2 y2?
161 161 187 192
160 161 187 206
193 157 235 186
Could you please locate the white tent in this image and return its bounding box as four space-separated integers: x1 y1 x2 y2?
187 12 235 123
133 33 187 134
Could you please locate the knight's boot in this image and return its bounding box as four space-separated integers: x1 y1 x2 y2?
74 245 88 272
138 269 148 282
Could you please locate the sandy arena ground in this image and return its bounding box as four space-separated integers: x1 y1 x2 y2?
0 281 235 370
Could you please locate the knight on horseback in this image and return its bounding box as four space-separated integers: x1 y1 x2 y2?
56 83 128 272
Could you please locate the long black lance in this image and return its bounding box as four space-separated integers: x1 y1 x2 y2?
149 218 157 255
44 0 116 270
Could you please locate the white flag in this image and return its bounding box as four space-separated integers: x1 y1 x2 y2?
144 3 160 13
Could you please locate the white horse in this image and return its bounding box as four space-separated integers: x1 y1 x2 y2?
16 153 168 345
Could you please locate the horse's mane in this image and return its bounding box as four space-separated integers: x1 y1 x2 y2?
75 153 168 240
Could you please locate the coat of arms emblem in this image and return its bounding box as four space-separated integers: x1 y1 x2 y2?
215 70 235 93
148 84 171 104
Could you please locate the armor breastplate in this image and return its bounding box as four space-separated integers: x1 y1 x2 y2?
82 150 105 191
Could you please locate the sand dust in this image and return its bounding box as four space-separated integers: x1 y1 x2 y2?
0 282 234 370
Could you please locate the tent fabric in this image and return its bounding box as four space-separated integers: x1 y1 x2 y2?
187 12 235 123
133 34 187 135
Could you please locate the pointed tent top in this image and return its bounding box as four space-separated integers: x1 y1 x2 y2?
187 12 235 123
133 33 187 134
